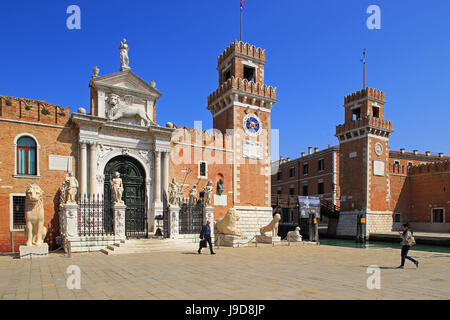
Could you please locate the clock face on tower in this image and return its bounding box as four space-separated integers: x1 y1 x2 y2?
243 114 262 137
374 143 383 157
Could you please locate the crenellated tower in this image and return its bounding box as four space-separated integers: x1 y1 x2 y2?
207 40 277 237
335 88 394 236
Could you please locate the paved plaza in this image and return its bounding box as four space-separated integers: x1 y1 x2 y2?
0 242 449 300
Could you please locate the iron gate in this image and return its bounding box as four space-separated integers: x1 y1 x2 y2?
179 202 204 234
104 156 148 238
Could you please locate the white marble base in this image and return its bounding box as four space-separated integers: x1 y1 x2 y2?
256 235 281 244
19 243 49 259
214 195 227 206
215 234 248 248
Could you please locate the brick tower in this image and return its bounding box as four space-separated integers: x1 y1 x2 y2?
207 40 277 237
335 88 394 236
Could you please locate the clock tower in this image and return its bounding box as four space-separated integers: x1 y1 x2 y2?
207 40 277 237
335 88 395 236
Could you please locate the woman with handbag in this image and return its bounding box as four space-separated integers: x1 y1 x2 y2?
397 223 419 269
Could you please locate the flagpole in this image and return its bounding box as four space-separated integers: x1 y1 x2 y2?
240 2 243 42
363 48 366 89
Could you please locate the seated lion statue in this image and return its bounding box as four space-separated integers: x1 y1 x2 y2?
25 184 47 247
260 213 281 237
214 208 242 237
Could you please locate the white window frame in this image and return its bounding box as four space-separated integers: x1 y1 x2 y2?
14 133 41 178
318 158 325 172
10 193 26 232
198 161 208 179
289 167 295 178
431 208 445 224
303 163 309 176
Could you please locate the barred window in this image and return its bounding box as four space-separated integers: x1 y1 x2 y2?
199 161 207 178
13 196 26 230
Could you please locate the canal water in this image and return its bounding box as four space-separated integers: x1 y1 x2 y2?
319 238 450 254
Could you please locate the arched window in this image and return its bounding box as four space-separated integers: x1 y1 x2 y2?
17 136 37 175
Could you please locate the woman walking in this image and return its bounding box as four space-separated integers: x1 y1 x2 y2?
398 223 419 269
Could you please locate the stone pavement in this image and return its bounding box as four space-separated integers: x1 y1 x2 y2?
0 242 449 300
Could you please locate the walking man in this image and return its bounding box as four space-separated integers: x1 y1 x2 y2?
198 220 215 255
398 223 419 269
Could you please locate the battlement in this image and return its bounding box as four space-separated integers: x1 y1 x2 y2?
218 40 266 66
207 76 277 105
171 125 234 150
344 88 385 105
389 163 409 175
0 95 70 126
336 115 393 135
409 161 450 175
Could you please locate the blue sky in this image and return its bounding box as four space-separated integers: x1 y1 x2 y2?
1 0 449 159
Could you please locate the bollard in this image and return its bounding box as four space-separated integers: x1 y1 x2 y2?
68 241 72 259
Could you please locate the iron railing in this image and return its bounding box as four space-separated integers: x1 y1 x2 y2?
78 194 114 237
179 202 205 235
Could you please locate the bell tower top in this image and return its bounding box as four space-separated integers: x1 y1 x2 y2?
343 88 386 124
217 40 266 86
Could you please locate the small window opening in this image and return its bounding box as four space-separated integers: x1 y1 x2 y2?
243 66 255 82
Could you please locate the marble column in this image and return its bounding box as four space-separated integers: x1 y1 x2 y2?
154 150 162 204
162 152 169 202
80 141 88 197
89 142 98 196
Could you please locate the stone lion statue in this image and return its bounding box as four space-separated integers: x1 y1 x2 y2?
287 226 302 242
214 208 242 237
260 213 281 237
25 184 47 247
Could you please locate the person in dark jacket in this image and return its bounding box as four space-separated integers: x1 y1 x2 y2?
397 223 419 269
198 220 215 255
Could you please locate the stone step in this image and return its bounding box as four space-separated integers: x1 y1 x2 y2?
100 239 200 255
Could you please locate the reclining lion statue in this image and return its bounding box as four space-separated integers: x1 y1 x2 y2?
214 208 242 237
260 213 281 237
25 184 47 247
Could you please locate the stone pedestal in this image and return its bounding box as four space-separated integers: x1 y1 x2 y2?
19 243 49 259
215 234 248 248
214 195 227 206
169 205 180 238
204 207 215 241
114 203 127 240
256 235 281 244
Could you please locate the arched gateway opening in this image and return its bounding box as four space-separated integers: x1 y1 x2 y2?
104 156 148 238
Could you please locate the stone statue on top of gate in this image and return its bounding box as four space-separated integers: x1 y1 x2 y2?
189 184 198 205
64 172 79 204
169 178 181 206
203 180 213 207
111 172 124 205
106 93 154 127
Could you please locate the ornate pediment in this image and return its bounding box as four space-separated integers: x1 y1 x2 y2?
92 70 161 99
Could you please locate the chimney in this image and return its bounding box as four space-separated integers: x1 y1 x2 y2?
400 148 405 154
439 153 444 158
413 150 418 155
308 147 313 155
301 152 306 157
314 147 319 153
425 151 431 157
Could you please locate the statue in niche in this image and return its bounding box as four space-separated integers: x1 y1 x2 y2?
169 178 181 206
119 39 130 71
217 178 225 196
189 184 198 205
111 172 124 205
64 172 78 204
203 180 213 207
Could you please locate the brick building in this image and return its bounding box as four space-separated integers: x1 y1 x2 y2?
272 88 450 235
0 39 276 252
